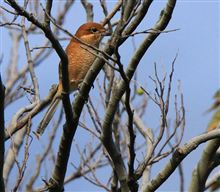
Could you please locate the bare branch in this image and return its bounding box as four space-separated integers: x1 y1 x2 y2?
81 0 93 22
13 119 32 192
205 171 220 191
144 129 220 192
3 125 27 185
44 0 53 27
5 86 57 140
21 10 40 102
101 0 122 26
0 73 5 191
189 127 220 191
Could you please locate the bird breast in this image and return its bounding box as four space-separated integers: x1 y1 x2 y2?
65 42 97 91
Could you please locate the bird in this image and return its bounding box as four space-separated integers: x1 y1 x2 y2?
36 22 107 136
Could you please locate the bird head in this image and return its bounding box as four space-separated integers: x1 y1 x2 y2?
74 22 107 47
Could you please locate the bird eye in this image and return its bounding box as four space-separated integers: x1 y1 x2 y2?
89 27 98 33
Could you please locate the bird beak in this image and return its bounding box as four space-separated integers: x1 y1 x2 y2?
102 29 111 36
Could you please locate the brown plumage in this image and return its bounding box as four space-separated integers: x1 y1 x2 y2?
36 22 106 136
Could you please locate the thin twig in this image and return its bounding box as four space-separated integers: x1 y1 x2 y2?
21 9 40 102
81 0 93 22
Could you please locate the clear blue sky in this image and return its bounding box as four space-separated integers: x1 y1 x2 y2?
1 1 219 191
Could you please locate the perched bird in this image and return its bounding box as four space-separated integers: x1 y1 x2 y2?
36 22 107 136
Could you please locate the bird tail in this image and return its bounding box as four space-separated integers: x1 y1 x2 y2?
35 97 61 137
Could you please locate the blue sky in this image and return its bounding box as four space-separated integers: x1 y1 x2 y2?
1 1 219 191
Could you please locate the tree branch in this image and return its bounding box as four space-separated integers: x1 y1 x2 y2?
5 85 57 140
81 0 93 22
144 129 220 192
21 8 40 102
44 0 53 27
0 74 5 192
189 128 220 192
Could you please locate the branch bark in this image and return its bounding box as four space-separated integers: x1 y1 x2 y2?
144 129 220 192
0 74 5 192
189 128 220 192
